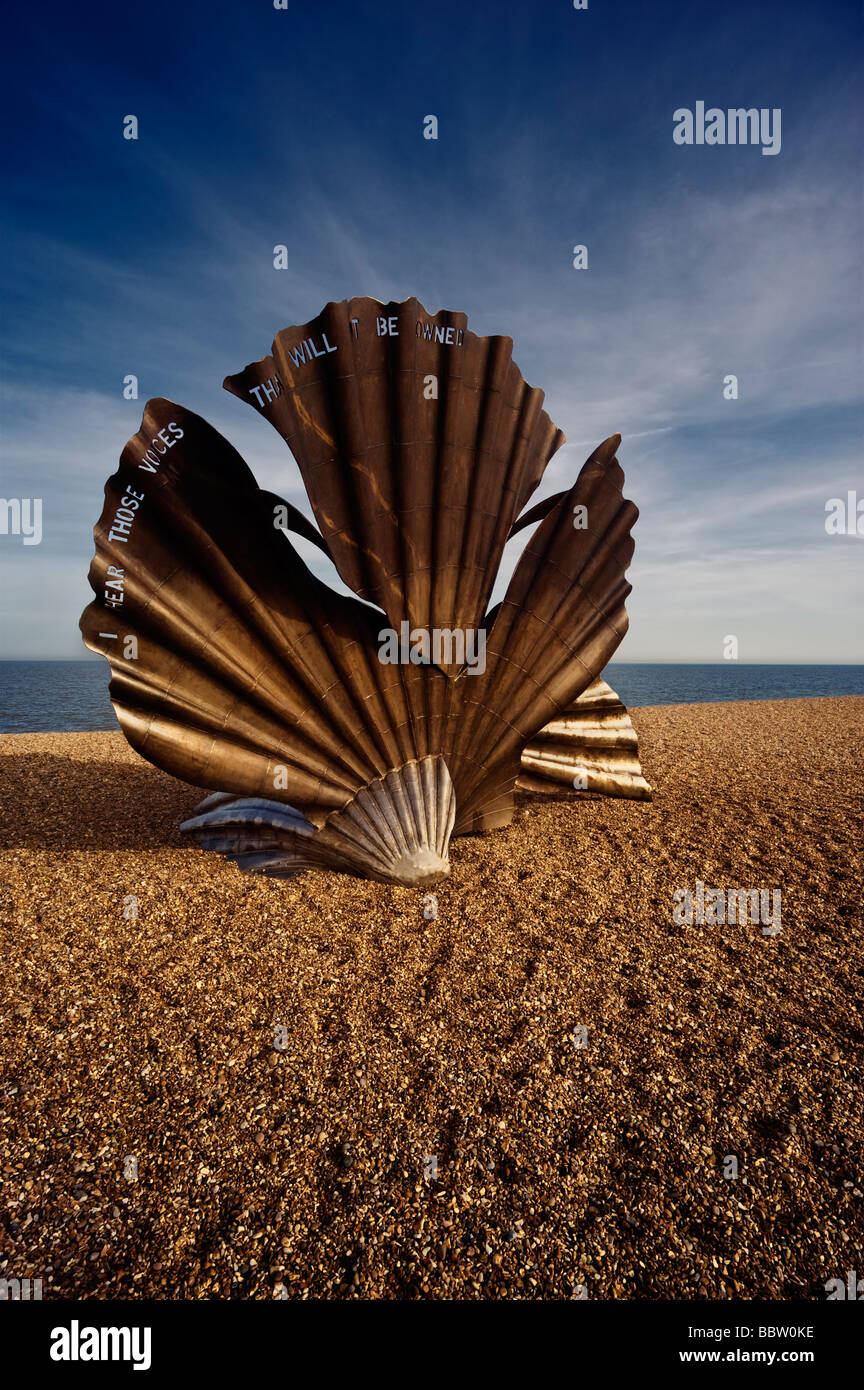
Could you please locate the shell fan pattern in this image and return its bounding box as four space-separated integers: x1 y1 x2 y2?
81 297 651 886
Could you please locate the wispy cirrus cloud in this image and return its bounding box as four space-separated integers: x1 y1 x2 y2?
1 0 861 661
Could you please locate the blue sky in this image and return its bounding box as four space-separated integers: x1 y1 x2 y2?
1 0 861 660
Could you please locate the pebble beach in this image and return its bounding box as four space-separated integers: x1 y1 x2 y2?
1 696 861 1300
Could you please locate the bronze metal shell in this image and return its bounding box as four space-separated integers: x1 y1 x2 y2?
81 297 649 885
519 678 653 801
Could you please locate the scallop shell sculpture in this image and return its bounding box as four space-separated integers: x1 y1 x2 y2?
80 297 651 886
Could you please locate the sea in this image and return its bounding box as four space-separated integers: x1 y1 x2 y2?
1 661 863 734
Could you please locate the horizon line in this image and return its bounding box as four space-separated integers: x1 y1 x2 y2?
2 658 862 668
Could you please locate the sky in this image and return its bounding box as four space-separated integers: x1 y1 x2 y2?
0 0 861 662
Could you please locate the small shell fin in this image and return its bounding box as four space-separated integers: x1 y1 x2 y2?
518 677 653 800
